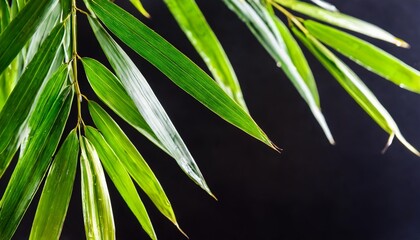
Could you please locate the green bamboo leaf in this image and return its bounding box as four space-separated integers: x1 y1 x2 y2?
0 87 73 240
0 23 64 178
81 58 164 152
293 28 419 156
88 101 179 229
0 0 57 74
304 20 420 93
85 126 157 240
0 0 10 31
273 0 408 47
274 16 319 106
29 130 79 240
87 0 275 150
80 137 115 240
164 0 248 110
224 0 334 144
129 0 150 18
86 17 213 196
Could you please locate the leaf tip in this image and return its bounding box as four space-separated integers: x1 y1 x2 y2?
394 38 410 48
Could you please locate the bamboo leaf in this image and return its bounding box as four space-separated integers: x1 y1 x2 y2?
293 28 419 156
0 24 65 178
88 101 179 228
310 0 337 12
274 16 319 106
0 0 10 31
129 0 150 18
87 0 275 150
29 130 79 240
81 58 165 153
0 0 57 74
0 86 73 240
80 137 115 240
86 17 213 196
273 0 408 47
85 126 157 240
164 0 248 110
224 0 334 144
304 20 420 93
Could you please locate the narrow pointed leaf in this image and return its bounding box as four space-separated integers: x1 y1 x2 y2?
0 0 10 31
164 0 248 110
87 0 275 150
224 0 334 144
0 24 64 177
304 20 420 93
0 0 57 74
129 0 150 18
273 0 408 47
274 16 319 106
30 130 79 240
0 87 73 239
81 58 165 152
86 18 213 196
293 28 419 156
88 101 178 227
86 126 157 240
310 0 337 12
80 137 115 240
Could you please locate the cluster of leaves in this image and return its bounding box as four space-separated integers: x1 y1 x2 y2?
0 0 418 239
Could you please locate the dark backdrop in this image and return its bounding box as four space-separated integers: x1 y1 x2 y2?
13 0 420 239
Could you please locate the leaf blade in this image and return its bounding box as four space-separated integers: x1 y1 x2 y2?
80 137 115 240
85 126 157 240
164 0 248 109
304 20 420 93
87 0 275 149
29 130 79 240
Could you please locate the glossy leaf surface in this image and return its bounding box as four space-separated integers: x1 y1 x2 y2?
88 101 178 227
305 20 420 93
86 126 157 240
29 130 79 240
80 137 115 240
88 0 274 149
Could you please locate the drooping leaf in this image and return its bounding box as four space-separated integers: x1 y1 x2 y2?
164 0 248 110
88 101 179 228
273 0 408 47
29 130 79 240
86 17 213 196
0 24 65 177
81 58 164 152
273 16 319 106
0 0 57 74
87 0 275 149
80 137 115 240
0 86 73 240
129 0 150 18
293 28 419 156
304 20 420 93
224 0 334 144
85 126 157 240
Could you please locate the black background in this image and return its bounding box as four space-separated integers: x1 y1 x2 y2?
13 0 420 239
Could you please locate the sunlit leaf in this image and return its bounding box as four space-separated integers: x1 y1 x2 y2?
0 24 64 177
85 126 157 240
87 0 275 150
273 0 409 47
88 101 179 228
129 0 150 18
29 130 79 240
164 0 248 110
310 0 337 12
86 17 213 196
80 136 115 240
0 0 57 74
224 0 334 144
293 28 419 156
81 57 165 153
273 16 319 106
0 86 73 240
304 20 420 93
